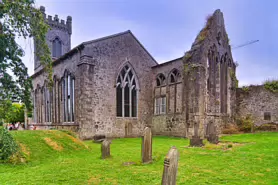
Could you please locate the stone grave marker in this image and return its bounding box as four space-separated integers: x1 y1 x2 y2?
206 122 219 144
142 127 152 163
101 139 111 159
161 146 179 185
93 134 106 143
190 123 204 147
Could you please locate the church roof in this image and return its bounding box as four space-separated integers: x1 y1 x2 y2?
31 30 157 78
151 57 183 68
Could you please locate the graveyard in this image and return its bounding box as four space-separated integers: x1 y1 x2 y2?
0 130 277 184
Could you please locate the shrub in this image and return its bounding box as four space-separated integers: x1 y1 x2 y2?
263 80 278 93
0 127 18 161
242 86 249 92
256 124 277 132
236 115 254 133
222 124 240 134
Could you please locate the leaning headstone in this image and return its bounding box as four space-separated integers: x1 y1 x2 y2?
142 127 152 163
162 146 179 185
101 139 111 159
190 135 204 147
190 123 204 147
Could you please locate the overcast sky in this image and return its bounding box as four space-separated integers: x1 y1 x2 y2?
18 0 278 86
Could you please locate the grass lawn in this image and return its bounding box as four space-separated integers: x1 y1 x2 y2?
0 131 277 185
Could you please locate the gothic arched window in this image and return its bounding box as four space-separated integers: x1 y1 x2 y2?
116 64 138 117
44 85 52 123
156 73 166 86
169 69 181 83
52 38 62 58
63 72 75 122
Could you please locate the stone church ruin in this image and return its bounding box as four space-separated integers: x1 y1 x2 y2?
31 7 278 141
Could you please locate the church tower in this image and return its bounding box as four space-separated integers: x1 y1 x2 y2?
34 6 72 73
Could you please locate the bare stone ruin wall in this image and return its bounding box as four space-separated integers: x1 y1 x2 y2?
236 86 278 125
152 59 187 137
183 10 237 139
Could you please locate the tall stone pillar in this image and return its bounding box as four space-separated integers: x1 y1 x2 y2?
76 55 96 139
184 56 206 146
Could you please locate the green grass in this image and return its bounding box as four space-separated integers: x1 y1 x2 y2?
0 131 278 185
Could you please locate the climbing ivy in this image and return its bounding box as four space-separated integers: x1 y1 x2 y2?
229 69 238 88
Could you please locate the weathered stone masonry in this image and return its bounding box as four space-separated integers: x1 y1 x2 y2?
182 10 237 140
236 86 278 125
32 7 276 140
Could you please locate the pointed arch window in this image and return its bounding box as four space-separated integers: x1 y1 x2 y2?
169 69 181 83
44 85 52 123
63 72 75 122
116 64 138 117
52 38 62 58
156 73 166 86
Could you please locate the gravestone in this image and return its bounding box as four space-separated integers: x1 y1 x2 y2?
125 122 133 137
206 122 219 144
142 127 152 163
93 134 106 143
101 139 111 159
161 146 179 185
190 123 204 147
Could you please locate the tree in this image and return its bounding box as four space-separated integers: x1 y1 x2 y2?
5 103 25 123
0 0 53 115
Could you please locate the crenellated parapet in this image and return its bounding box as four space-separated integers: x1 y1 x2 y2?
40 6 72 35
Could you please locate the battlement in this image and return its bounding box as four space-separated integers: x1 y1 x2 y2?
40 6 72 35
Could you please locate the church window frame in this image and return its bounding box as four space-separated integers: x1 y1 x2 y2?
156 73 166 87
62 71 75 122
154 96 166 115
168 69 181 84
44 84 52 123
52 37 62 58
116 64 139 118
264 112 271 121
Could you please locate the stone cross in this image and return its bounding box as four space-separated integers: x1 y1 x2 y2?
161 146 179 185
142 127 152 163
101 139 111 159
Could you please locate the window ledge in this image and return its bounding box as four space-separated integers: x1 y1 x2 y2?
116 117 138 120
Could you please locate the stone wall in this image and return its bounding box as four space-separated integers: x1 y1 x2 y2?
236 85 278 125
31 8 238 140
32 47 80 126
78 32 157 139
34 6 72 73
151 58 186 137
183 10 237 139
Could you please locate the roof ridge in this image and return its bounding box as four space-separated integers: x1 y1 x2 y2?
82 30 131 45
